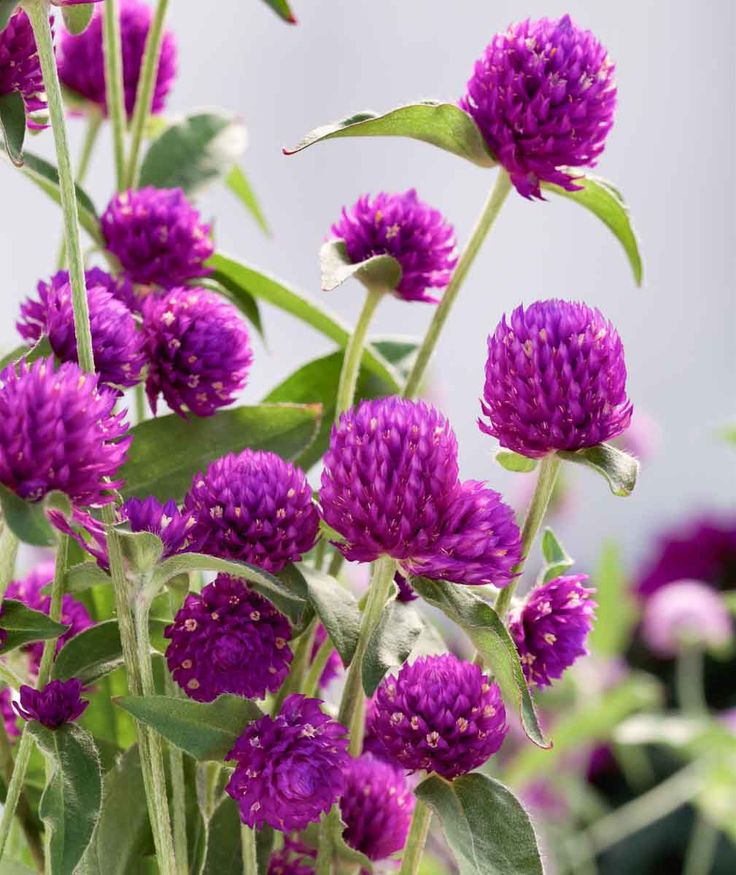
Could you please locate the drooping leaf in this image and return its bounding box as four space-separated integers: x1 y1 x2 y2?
319 240 401 293
363 600 424 696
416 772 543 875
259 0 296 23
0 1 20 32
28 722 103 875
0 92 25 166
290 565 360 665
495 451 538 474
0 484 56 547
61 3 95 35
225 165 269 235
588 540 635 657
285 101 495 168
115 694 263 761
209 253 401 390
0 599 68 652
140 112 247 197
557 443 639 496
537 527 575 584
412 578 548 748
543 175 643 285
120 403 322 502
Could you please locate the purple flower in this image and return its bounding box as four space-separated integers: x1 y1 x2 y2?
100 188 213 289
0 358 130 505
310 623 342 689
14 679 88 729
394 571 417 602
330 190 457 303
184 450 319 573
0 688 19 739
225 694 349 831
121 496 197 558
268 839 316 875
510 574 597 688
460 15 616 199
0 9 47 129
164 574 292 702
370 653 508 779
142 287 252 417
18 270 145 389
480 300 632 458
57 0 176 118
642 581 732 658
339 754 414 860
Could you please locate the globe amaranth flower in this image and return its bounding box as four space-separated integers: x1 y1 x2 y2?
121 496 197 557
321 397 521 586
164 574 292 702
642 581 732 658
480 300 632 458
0 358 130 505
339 754 414 861
268 839 316 875
18 269 145 389
460 15 616 199
0 9 47 129
5 561 93 672
225 693 349 831
101 188 213 289
57 0 176 118
330 190 457 303
370 653 508 778
142 287 252 417
185 449 319 573
510 574 597 688
14 679 88 729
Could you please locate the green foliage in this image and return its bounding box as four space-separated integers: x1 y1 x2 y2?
0 599 68 652
0 485 58 547
589 540 636 656
260 0 297 24
538 527 575 585
558 443 639 496
319 239 401 293
0 92 25 167
363 600 424 696
0 1 20 31
225 165 270 235
61 4 95 35
495 451 538 474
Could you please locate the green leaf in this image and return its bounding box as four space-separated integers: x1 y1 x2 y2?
61 3 95 35
538 527 575 584
495 451 538 474
115 528 164 576
0 1 20 32
0 336 53 373
416 773 542 875
542 175 643 285
209 252 401 390
557 443 639 496
260 0 296 23
201 796 241 874
0 484 56 547
28 723 102 875
0 599 68 653
293 565 360 665
226 165 269 235
63 562 111 595
319 239 401 293
140 112 247 197
588 540 635 657
412 578 548 748
120 403 322 502
115 694 263 761
285 101 495 168
371 336 420 379
363 600 424 696
0 92 25 167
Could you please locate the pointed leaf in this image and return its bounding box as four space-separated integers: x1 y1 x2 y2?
260 0 296 23
63 561 111 595
416 772 542 875
115 528 164 576
495 451 538 474
0 1 20 31
538 527 574 584
319 240 401 293
226 165 269 235
0 92 25 166
371 336 420 378
290 565 360 665
285 101 495 168
115 694 263 761
0 599 68 652
0 336 53 373
588 540 635 657
363 600 424 696
28 723 102 875
120 403 322 502
0 484 56 547
61 3 95 35
557 443 639 496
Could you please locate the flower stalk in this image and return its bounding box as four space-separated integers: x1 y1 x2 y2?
102 0 128 189
335 286 383 416
398 798 433 875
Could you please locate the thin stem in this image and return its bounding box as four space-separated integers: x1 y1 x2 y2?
36 535 68 686
0 729 34 861
335 287 383 416
0 719 44 871
313 537 327 571
102 0 127 189
403 169 512 399
494 454 562 619
25 0 94 374
125 0 170 188
164 674 188 875
240 825 258 875
327 550 344 580
683 813 719 875
135 382 147 424
676 647 707 716
303 635 334 699
272 620 317 715
398 798 432 875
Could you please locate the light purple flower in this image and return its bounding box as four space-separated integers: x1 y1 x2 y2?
121 496 198 558
642 580 732 658
14 679 88 729
0 9 47 129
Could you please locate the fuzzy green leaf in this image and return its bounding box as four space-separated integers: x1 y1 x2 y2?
61 4 95 35
588 540 635 657
319 239 401 293
0 485 58 547
558 443 639 496
0 599 68 652
260 0 296 23
538 527 575 584
495 451 538 474
0 1 20 31
225 165 269 235
0 92 25 166
363 600 424 696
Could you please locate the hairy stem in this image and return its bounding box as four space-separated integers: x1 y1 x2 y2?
398 798 432 875
303 635 334 698
335 287 383 416
676 647 707 716
241 825 258 875
0 729 34 861
102 0 127 189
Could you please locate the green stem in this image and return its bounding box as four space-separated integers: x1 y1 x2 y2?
125 0 170 188
683 813 719 875
403 169 512 399
494 454 562 619
313 537 326 571
240 825 258 875
0 729 34 861
303 635 334 698
676 647 707 716
164 674 188 875
272 620 317 715
0 524 18 602
398 798 432 875
0 719 44 872
135 382 147 425
25 0 94 374
327 550 344 580
36 535 69 686
102 0 127 189
335 287 383 416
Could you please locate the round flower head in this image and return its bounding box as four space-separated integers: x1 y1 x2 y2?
185 449 319 573
320 397 460 564
339 754 415 861
101 188 213 289
142 287 253 417
164 574 292 702
225 694 349 831
480 300 632 458
0 9 47 129
371 653 508 779
121 496 197 558
18 270 145 389
510 574 597 688
0 358 130 505
642 581 732 658
460 15 616 199
268 839 316 875
14 679 88 729
57 0 176 118
330 190 457 303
